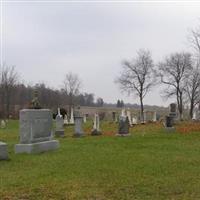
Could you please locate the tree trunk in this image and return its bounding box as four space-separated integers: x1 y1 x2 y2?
140 95 144 123
189 99 194 119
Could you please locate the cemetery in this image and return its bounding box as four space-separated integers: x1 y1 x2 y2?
1 2 200 200
1 101 200 199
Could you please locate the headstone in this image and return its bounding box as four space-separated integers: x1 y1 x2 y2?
115 113 118 123
64 114 69 125
192 110 197 120
73 107 84 137
132 117 138 125
112 112 116 122
126 108 133 126
69 107 74 124
15 109 59 154
153 111 157 122
140 111 146 124
0 142 8 160
83 114 87 123
55 108 64 137
116 116 130 136
121 108 126 117
0 120 6 129
169 103 177 118
164 116 175 131
91 113 101 135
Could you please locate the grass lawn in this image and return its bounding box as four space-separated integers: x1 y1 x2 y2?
1 120 200 200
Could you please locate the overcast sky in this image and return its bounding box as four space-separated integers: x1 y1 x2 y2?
1 1 200 106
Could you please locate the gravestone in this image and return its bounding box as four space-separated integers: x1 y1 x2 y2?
132 116 138 125
64 114 69 125
15 109 59 154
69 108 75 125
153 111 157 122
140 111 146 124
83 114 87 123
91 113 101 135
112 112 116 122
0 142 8 160
126 108 133 126
73 107 84 137
169 103 177 118
164 116 175 131
121 109 126 117
0 120 6 129
116 116 130 136
55 108 64 137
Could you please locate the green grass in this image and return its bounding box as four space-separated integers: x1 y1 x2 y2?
1 120 200 199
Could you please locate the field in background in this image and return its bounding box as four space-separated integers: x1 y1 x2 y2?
1 121 200 199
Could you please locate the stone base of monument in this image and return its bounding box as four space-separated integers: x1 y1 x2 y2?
115 133 131 137
55 130 65 137
15 140 60 154
91 129 102 136
0 142 8 160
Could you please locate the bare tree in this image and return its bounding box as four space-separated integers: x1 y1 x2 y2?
159 52 192 120
116 49 156 123
188 25 200 60
0 65 19 118
62 72 81 111
185 64 200 119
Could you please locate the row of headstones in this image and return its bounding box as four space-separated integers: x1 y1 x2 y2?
0 108 130 160
55 108 101 137
114 109 157 125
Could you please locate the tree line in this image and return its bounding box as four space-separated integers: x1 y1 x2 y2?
0 69 105 118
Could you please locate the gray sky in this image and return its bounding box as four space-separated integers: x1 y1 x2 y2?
1 1 200 106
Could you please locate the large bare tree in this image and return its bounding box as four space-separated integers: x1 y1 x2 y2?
159 52 192 120
62 72 81 111
116 49 156 123
0 65 19 118
185 65 200 119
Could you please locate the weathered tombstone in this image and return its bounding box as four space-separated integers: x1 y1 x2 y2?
132 116 138 125
116 116 130 136
140 111 146 124
15 92 59 154
192 109 197 120
55 108 64 137
91 113 101 136
73 106 84 137
83 114 87 123
69 107 75 125
64 114 69 125
153 111 157 122
164 116 175 131
169 103 177 118
112 112 116 122
126 108 133 126
0 142 8 160
121 108 126 117
0 120 6 129
115 113 118 123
